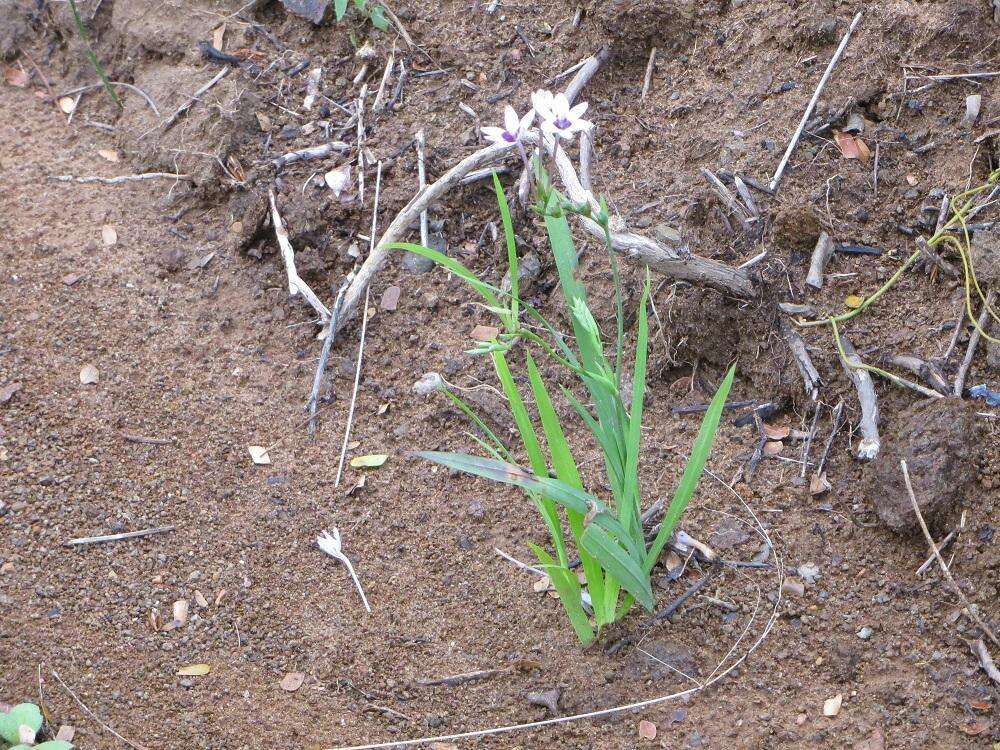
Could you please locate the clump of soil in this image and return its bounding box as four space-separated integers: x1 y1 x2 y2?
864 397 980 534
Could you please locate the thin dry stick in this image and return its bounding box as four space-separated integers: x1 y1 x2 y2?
954 290 997 396
161 65 231 131
273 141 351 170
58 81 161 116
49 172 192 185
65 526 175 546
769 11 863 192
640 47 656 101
50 668 149 750
414 129 429 247
916 529 956 576
334 161 383 487
372 51 395 113
268 189 332 321
307 277 352 435
357 84 368 203
839 335 880 459
780 320 820 400
970 639 1000 685
901 459 999 646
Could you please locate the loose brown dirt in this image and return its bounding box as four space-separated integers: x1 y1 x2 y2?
2 1 1000 748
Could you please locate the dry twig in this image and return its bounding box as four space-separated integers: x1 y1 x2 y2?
268 189 332 321
65 526 175 546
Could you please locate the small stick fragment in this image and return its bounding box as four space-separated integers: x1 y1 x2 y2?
50 173 192 185
640 47 656 101
954 290 997 396
334 162 383 487
303 67 322 110
733 175 759 217
121 433 175 445
902 459 998 645
416 669 503 687
780 319 821 400
495 547 545 576
806 232 835 289
970 639 1000 685
414 130 429 247
916 529 956 576
161 65 230 131
59 81 161 116
268 189 332 321
372 53 395 113
816 399 844 474
839 335 880 460
66 526 175 547
307 275 352 435
273 141 351 170
769 11 864 192
357 84 367 203
648 569 717 624
887 354 950 394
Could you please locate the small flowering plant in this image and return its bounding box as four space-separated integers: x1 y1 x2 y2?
390 96 734 644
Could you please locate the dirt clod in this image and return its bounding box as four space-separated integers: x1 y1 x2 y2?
864 397 980 534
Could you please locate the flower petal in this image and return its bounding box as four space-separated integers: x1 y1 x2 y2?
519 108 536 130
480 126 507 144
531 89 555 119
568 101 589 120
567 118 594 133
503 105 519 134
552 93 570 118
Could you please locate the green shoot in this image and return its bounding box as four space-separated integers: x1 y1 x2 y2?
67 0 121 109
400 166 735 642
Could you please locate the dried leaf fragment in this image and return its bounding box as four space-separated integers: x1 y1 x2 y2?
762 423 790 440
248 445 271 465
176 663 211 676
194 590 209 608
97 148 120 163
844 294 864 309
638 719 657 740
172 598 189 626
809 472 832 496
350 454 387 468
280 671 305 692
101 225 118 246
79 365 99 385
471 324 500 341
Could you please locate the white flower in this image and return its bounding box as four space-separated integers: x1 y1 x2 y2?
481 105 535 146
537 92 592 141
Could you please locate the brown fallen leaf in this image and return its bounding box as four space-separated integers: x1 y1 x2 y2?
280 671 305 692
855 137 871 165
532 576 550 593
471 324 500 341
79 364 99 385
381 285 401 311
346 474 367 495
101 225 118 246
176 663 211 676
0 382 22 404
377 402 390 415
960 717 990 735
4 66 29 87
809 472 832 496
834 131 860 159
638 719 657 740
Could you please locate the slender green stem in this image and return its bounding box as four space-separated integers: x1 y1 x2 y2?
67 0 122 109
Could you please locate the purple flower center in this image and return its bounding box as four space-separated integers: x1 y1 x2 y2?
554 117 571 129
502 130 517 143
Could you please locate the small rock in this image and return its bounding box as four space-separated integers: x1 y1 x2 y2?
782 579 806 597
467 500 487 521
856 626 873 640
501 251 541 294
823 693 843 717
403 251 435 274
425 714 444 728
526 687 561 716
970 230 999 286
